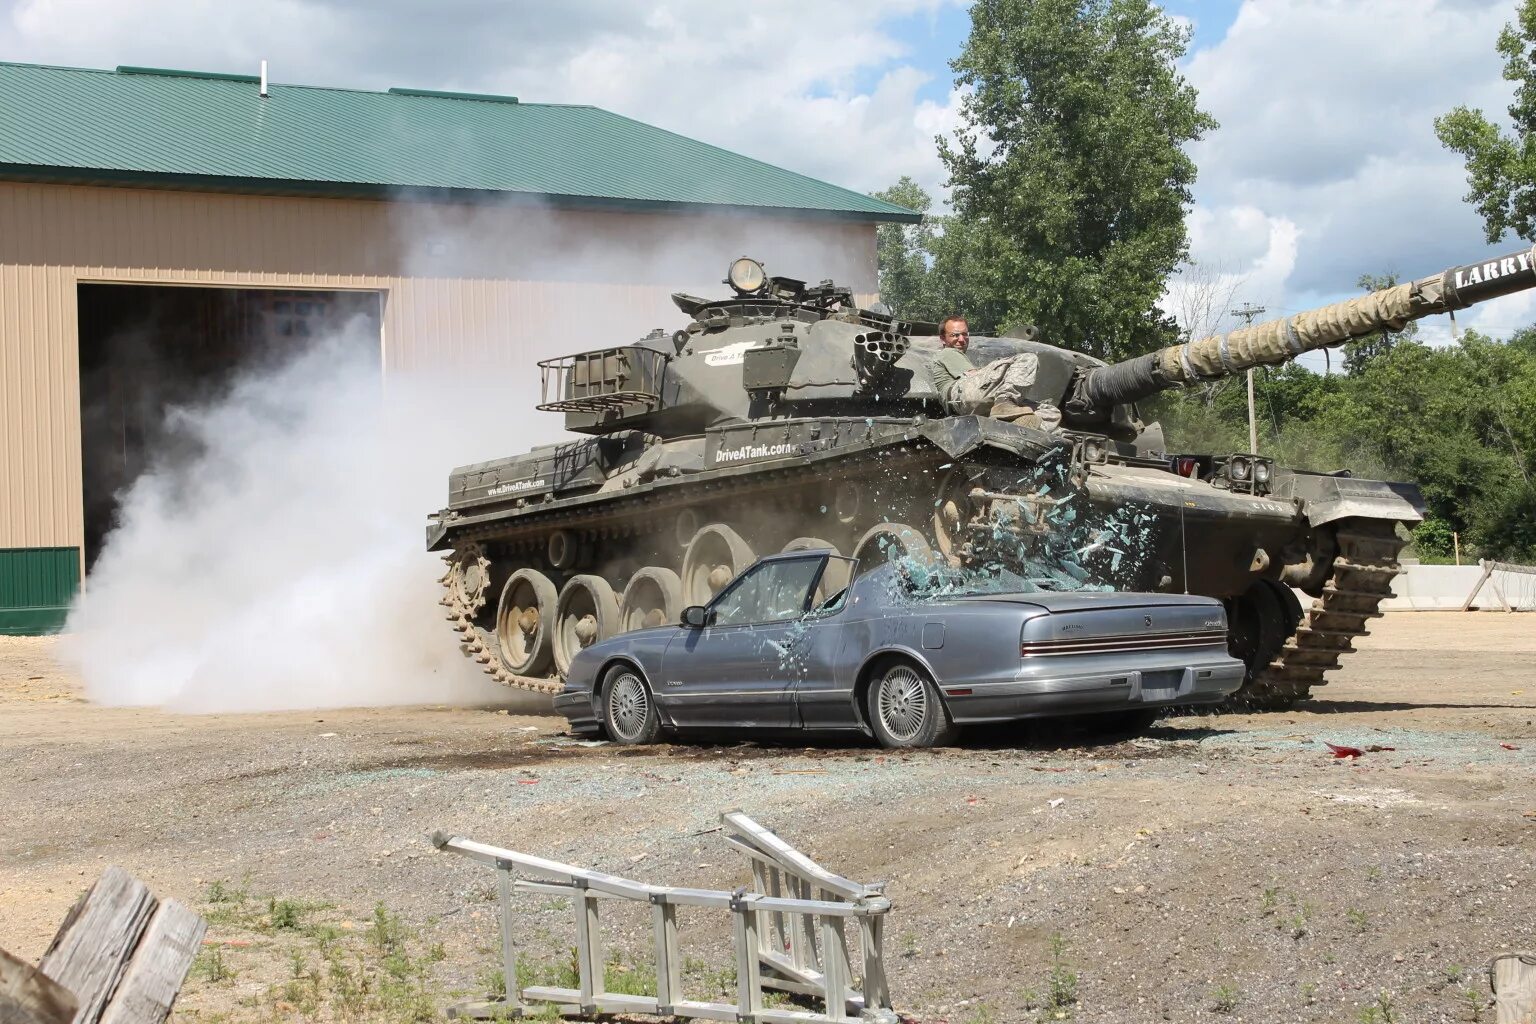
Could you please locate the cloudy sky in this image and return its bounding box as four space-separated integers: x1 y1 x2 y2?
3 0 1530 346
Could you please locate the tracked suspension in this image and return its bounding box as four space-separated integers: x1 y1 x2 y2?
1240 519 1408 708
440 541 564 696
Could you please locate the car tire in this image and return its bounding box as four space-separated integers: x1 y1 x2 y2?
601 666 662 745
865 659 958 749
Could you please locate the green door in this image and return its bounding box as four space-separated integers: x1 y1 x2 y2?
0 547 80 635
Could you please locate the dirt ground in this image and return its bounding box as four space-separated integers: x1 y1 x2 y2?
3 612 1534 1024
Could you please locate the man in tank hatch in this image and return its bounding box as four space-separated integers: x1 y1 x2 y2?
928 314 1060 429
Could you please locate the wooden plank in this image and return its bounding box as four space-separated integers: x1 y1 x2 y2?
1493 953 1536 1024
669 998 741 1022
0 946 78 1024
97 901 206 1024
1462 560 1496 611
39 867 155 1024
765 867 788 960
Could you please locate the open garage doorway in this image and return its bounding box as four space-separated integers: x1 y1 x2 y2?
77 283 384 571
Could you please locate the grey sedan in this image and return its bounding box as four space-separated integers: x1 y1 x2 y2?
553 550 1245 748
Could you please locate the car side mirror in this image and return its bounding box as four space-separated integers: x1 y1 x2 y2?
680 605 708 628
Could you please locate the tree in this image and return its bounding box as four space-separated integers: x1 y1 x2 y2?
940 0 1217 360
1435 0 1536 242
871 177 937 319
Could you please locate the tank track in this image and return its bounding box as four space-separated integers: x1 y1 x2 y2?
440 541 563 696
1239 519 1407 708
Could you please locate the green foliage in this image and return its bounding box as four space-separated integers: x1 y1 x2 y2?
1046 933 1079 1011
872 177 940 320
1435 0 1536 242
193 947 235 984
1414 517 1456 558
939 0 1217 359
1358 990 1399 1024
1211 982 1241 1014
268 898 306 931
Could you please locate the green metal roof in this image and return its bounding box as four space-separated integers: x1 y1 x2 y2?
0 61 920 222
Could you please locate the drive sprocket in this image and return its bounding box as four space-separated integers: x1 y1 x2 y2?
440 543 561 696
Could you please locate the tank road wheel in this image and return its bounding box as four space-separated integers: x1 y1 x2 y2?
441 544 494 620
495 569 557 677
547 529 583 571
1222 581 1291 710
930 467 976 565
620 567 685 632
865 659 958 749
674 508 701 549
682 524 756 605
602 665 662 745
1262 578 1304 634
781 537 850 601
852 522 935 577
554 575 620 678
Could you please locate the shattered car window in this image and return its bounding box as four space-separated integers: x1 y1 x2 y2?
904 563 1041 597
712 557 826 626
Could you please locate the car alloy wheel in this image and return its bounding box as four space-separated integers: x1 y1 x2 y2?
876 665 929 742
867 660 957 749
605 670 659 744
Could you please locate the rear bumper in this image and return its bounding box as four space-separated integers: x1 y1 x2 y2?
941 651 1245 724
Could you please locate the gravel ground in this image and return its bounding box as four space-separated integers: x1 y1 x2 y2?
2 612 1534 1023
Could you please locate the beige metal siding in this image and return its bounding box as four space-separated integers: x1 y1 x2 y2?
0 181 878 551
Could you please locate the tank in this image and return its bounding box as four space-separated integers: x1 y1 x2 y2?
428 249 1536 708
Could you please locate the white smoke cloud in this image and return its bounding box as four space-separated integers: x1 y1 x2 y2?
59 191 875 713
59 321 555 712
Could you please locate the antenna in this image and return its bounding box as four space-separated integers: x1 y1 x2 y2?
259 59 268 97
1229 302 1266 455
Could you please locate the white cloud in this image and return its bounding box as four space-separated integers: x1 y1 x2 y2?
1 0 964 197
7 0 1534 341
1183 0 1530 338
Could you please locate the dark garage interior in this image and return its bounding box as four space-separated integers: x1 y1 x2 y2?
76 284 383 570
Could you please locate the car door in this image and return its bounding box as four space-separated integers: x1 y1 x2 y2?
787 584 858 729
659 555 828 728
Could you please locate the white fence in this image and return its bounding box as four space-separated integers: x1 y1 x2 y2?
1378 561 1536 611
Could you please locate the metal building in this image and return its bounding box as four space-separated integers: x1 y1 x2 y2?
0 61 917 633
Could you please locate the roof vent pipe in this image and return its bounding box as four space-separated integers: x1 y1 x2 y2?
259 59 268 97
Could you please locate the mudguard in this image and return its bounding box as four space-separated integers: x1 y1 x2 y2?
1279 473 1425 527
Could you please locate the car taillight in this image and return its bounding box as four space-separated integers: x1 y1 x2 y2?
1173 456 1199 477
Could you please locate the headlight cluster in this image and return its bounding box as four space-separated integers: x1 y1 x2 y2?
1223 453 1275 494
1075 436 1110 465
726 257 767 294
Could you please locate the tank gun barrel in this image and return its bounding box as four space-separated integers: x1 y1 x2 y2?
1070 245 1536 414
